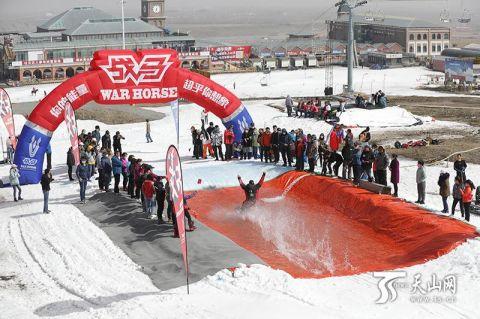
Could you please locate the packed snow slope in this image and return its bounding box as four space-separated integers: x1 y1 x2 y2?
190 171 478 278
5 66 474 105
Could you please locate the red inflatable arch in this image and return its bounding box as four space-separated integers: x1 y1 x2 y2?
14 49 253 184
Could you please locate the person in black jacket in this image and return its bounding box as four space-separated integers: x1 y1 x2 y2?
154 178 166 224
361 145 374 182
453 153 467 183
341 142 354 179
41 168 52 214
279 129 292 167
271 126 280 164
66 147 75 181
113 131 125 154
238 172 266 210
102 131 111 150
328 151 343 176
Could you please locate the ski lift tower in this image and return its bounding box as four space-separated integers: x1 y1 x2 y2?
335 0 367 94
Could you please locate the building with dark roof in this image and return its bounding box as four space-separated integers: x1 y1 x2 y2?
327 7 450 58
62 18 165 41
4 3 198 82
37 7 114 32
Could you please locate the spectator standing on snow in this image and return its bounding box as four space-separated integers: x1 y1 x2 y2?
271 126 280 164
66 147 75 181
389 154 400 197
352 144 363 185
252 128 260 159
128 155 136 197
45 143 52 170
76 158 90 204
113 131 125 154
211 126 224 161
6 137 14 164
341 142 354 179
41 168 52 213
416 160 426 205
359 127 371 143
224 125 235 161
96 149 104 190
121 153 129 191
286 95 293 117
453 154 467 183
374 146 389 186
318 133 327 168
102 131 111 150
146 119 153 143
361 145 374 182
145 119 153 143
295 132 305 171
92 125 101 142
307 135 318 172
154 178 166 224
101 151 113 192
451 176 465 217
438 171 450 214
9 164 22 202
460 180 475 222
201 110 209 126
279 129 292 167
261 127 272 163
142 175 156 218
112 151 123 194
241 128 252 160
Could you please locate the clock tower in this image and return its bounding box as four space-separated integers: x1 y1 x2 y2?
141 0 166 29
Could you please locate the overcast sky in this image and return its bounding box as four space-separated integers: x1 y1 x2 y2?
0 0 477 35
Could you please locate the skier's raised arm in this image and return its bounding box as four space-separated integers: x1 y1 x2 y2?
257 172 266 187
238 175 246 189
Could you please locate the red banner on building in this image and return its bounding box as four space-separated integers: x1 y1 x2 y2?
166 145 189 282
210 46 251 61
64 102 80 165
0 88 17 149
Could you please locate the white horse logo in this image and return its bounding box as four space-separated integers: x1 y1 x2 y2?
29 135 41 158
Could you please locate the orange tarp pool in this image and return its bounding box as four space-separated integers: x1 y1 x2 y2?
188 171 478 278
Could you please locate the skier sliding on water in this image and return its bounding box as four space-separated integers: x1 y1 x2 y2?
237 172 266 210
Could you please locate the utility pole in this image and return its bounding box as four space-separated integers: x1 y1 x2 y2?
335 0 367 94
121 0 126 50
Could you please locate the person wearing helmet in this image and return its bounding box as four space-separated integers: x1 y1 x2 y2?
237 172 266 210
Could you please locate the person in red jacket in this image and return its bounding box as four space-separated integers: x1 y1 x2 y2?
224 125 235 161
262 127 272 163
141 174 156 217
329 128 340 152
460 180 475 222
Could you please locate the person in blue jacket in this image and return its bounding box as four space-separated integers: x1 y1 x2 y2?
76 157 90 204
112 151 123 194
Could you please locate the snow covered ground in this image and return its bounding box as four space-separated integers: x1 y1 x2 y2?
1 98 480 318
4 66 478 105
